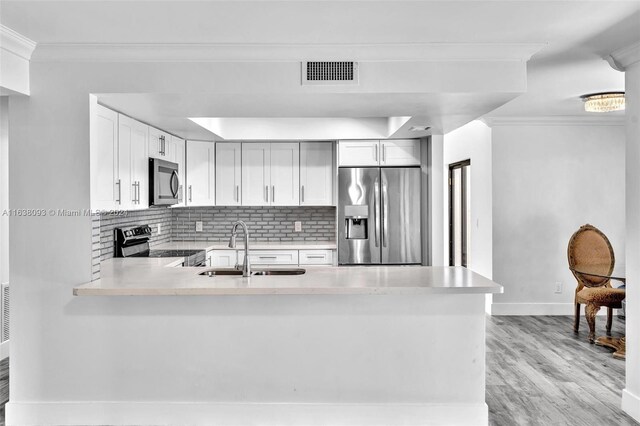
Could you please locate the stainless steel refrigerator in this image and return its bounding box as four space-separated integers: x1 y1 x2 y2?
338 167 422 265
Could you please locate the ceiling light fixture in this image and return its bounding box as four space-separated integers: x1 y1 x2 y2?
409 126 431 132
581 92 625 113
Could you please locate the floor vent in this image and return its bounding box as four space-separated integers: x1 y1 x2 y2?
1 284 8 343
302 61 359 85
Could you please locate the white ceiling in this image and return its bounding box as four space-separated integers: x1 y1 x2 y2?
2 1 638 138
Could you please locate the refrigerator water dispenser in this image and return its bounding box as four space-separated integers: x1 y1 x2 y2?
344 205 369 239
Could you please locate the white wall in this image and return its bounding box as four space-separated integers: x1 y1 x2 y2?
622 59 640 422
0 97 8 285
491 123 626 315
443 121 492 279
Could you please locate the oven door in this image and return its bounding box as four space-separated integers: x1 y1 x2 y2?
149 158 179 206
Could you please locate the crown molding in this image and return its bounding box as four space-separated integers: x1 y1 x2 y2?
30 42 545 63
607 41 640 71
482 115 625 127
0 25 36 60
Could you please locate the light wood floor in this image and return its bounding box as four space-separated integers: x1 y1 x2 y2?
488 315 637 426
0 317 636 425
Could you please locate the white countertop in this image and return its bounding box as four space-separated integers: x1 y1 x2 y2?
154 241 337 251
75 255 503 296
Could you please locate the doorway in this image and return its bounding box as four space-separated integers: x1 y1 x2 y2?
449 160 470 267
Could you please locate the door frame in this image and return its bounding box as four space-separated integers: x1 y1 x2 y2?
448 160 470 267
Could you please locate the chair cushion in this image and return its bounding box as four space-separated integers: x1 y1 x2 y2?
577 287 625 306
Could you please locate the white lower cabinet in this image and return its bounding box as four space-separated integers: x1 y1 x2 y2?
238 250 299 266
299 249 333 265
207 250 238 267
207 249 336 267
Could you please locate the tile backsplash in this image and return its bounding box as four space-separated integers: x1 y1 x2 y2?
95 206 336 262
171 206 336 242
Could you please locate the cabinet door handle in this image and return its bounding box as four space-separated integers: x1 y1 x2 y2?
272 186 275 203
258 256 277 259
374 145 378 162
382 144 386 163
265 185 269 203
115 179 121 204
236 185 240 203
306 255 325 259
301 185 305 203
137 181 141 204
188 185 192 202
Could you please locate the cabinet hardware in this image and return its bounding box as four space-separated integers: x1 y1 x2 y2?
306 255 325 259
236 185 239 202
382 145 386 162
375 145 379 162
265 185 269 203
136 181 141 204
116 179 121 204
188 185 192 202
272 186 275 203
258 256 277 259
301 185 305 203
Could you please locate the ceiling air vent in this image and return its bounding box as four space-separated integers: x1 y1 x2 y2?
302 61 359 85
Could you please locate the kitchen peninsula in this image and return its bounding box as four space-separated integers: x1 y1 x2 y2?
70 257 502 426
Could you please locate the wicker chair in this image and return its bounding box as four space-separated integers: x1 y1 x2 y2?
568 224 626 343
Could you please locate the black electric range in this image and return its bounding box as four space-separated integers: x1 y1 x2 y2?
114 225 206 267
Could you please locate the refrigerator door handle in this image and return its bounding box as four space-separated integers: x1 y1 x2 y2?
373 179 380 247
382 179 388 248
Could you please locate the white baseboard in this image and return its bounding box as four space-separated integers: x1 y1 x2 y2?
0 340 8 360
6 401 488 426
622 389 640 423
491 302 612 316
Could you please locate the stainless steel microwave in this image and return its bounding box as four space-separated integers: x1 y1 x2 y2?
149 158 181 206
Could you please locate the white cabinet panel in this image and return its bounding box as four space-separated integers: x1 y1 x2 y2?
338 140 379 166
216 143 242 206
148 127 170 160
91 104 119 210
117 115 134 210
129 118 149 209
380 139 421 166
186 141 215 206
241 250 299 265
208 250 238 268
299 249 334 265
270 143 300 206
300 142 333 206
242 143 271 206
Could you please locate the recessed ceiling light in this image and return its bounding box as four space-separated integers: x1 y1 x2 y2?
581 92 625 113
409 126 431 132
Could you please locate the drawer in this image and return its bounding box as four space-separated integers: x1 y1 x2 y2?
240 250 299 265
299 249 333 265
207 250 238 267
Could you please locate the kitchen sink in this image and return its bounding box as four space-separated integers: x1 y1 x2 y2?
199 268 306 277
251 268 306 276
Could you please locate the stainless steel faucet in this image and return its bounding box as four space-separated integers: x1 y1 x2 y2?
228 220 251 277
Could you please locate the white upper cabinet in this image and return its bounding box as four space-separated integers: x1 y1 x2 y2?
300 142 333 206
380 139 421 166
91 103 119 210
270 143 300 206
169 136 186 206
148 127 171 160
242 143 271 206
186 141 215 206
118 114 149 210
338 140 379 166
338 140 421 167
242 143 300 206
216 143 242 206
